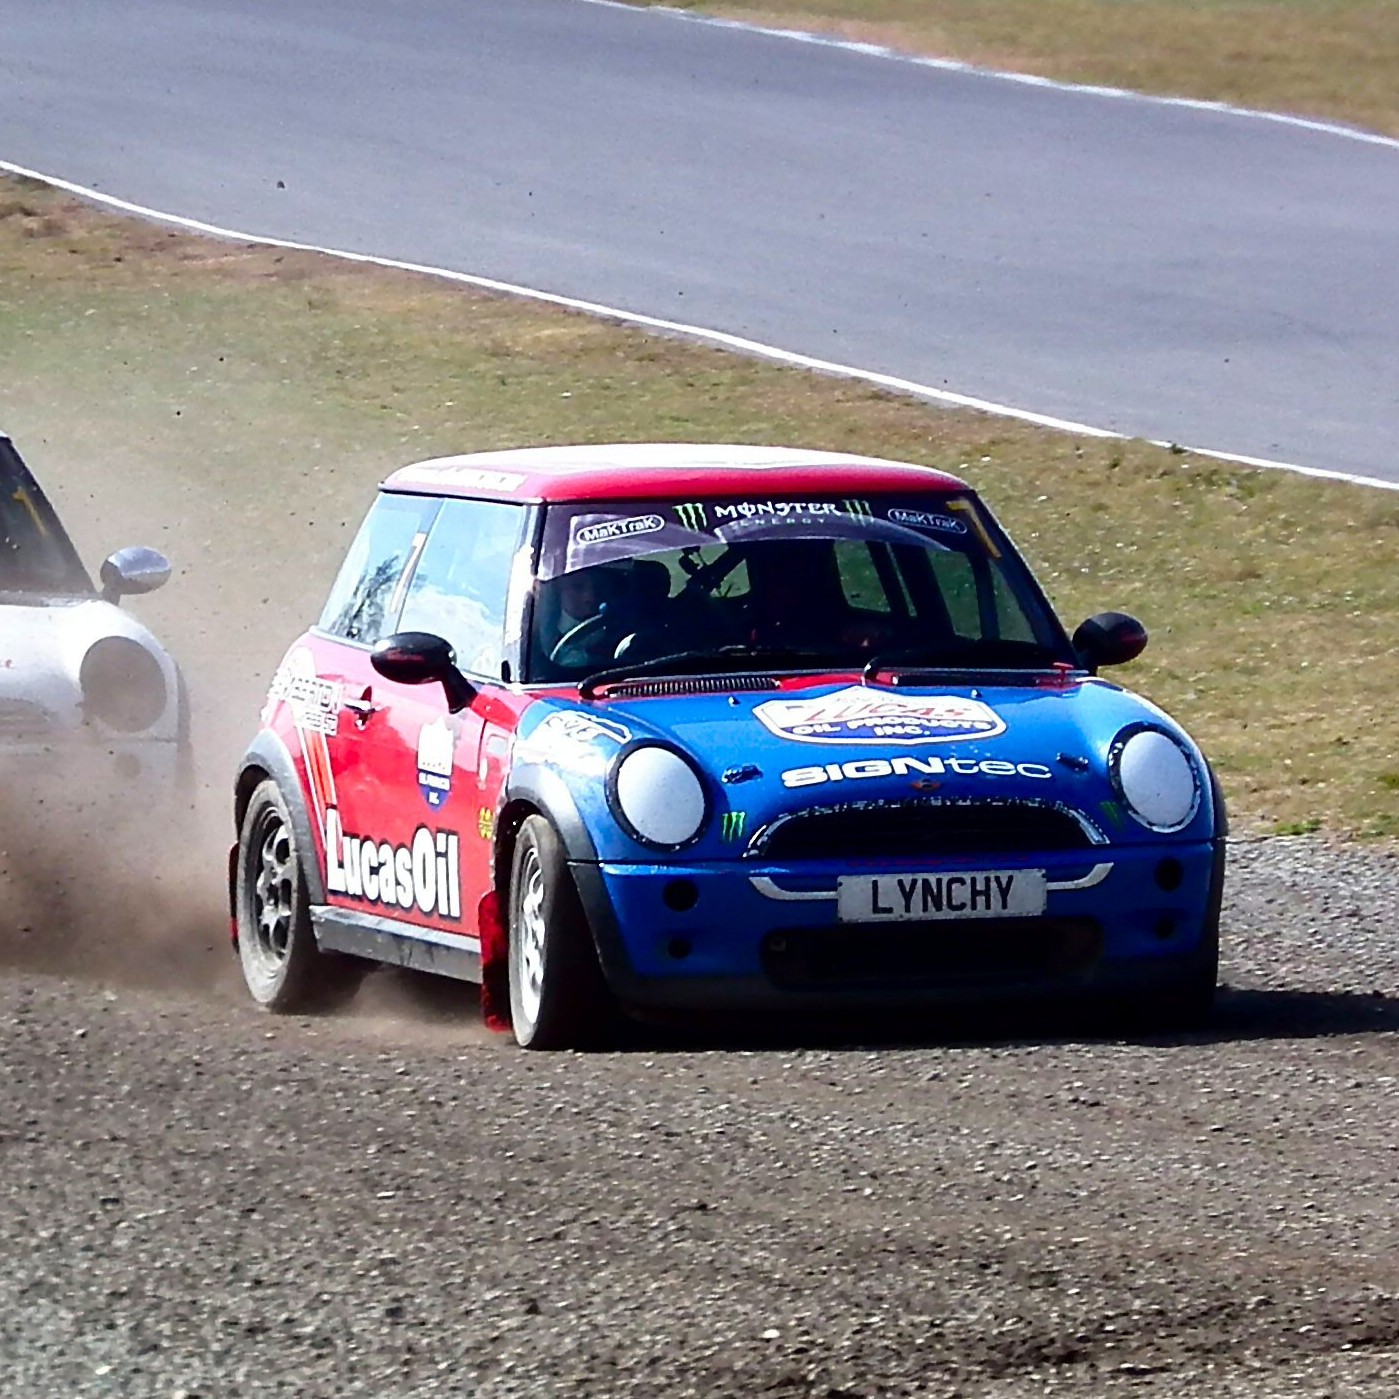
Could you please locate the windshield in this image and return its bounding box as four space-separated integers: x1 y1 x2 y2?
526 493 1073 683
0 440 91 596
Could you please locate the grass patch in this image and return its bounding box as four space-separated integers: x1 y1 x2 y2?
2 174 1396 836
629 1 1399 138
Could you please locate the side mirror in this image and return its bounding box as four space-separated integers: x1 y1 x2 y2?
100 546 171 603
371 631 476 713
1072 611 1148 672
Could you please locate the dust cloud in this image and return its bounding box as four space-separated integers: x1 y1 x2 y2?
0 416 495 1037
0 751 232 993
0 408 334 1004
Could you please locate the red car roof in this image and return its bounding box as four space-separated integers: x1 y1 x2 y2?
382 443 970 503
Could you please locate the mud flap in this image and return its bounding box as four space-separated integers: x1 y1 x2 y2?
477 889 511 1032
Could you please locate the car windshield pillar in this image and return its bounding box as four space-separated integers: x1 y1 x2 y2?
0 438 93 596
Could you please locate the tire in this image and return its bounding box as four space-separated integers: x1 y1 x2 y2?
235 780 364 1013
508 815 614 1049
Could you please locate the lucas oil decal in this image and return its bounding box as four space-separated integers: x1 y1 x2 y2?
417 718 455 809
754 686 1005 745
325 810 461 920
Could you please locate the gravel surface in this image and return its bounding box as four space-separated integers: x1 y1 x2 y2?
3 836 1399 1398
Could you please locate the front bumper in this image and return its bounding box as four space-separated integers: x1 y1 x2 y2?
573 840 1224 1010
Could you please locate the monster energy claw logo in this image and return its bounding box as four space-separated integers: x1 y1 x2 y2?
675 501 708 530
842 498 873 520
721 811 748 842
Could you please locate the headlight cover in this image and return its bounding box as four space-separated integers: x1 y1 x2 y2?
79 636 168 733
607 742 710 851
1110 725 1201 833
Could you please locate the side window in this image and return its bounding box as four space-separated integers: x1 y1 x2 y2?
397 498 528 679
319 494 437 644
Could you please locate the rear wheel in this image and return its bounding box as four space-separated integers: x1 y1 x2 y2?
508 815 613 1049
236 780 363 1012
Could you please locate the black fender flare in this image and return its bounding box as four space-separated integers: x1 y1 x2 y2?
234 730 327 905
500 763 646 996
501 762 599 865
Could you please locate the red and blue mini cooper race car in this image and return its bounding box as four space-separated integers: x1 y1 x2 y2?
232 444 1225 1047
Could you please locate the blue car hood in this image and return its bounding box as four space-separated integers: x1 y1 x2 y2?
515 677 1216 861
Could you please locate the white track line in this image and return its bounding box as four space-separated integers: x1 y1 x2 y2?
582 0 1399 153
4 157 1395 493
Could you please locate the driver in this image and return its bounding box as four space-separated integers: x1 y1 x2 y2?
558 567 609 633
544 564 625 669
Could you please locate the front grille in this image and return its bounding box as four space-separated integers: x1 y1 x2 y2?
762 917 1102 992
752 801 1094 861
599 673 782 698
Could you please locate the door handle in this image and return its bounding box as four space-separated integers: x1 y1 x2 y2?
342 693 380 725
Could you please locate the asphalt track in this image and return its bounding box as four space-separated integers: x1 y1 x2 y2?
1 0 1397 482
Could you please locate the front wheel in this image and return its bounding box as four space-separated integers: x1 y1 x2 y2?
235 780 363 1013
508 815 613 1049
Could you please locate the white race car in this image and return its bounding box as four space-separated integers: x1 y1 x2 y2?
1 431 188 796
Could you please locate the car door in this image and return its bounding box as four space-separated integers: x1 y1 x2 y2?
308 490 441 923
318 494 530 944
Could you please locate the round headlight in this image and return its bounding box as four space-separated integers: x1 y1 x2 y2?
608 743 709 850
79 636 168 733
1111 727 1200 833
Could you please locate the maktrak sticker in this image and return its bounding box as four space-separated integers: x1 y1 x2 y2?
887 507 967 535
417 717 455 809
576 514 665 546
753 686 1006 745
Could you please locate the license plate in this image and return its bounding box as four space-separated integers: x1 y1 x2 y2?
837 869 1047 923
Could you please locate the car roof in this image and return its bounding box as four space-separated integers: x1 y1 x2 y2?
382 443 970 503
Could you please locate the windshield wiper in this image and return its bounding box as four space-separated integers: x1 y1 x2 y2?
579 644 839 698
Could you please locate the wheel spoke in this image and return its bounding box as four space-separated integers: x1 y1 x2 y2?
249 812 297 966
515 849 548 1025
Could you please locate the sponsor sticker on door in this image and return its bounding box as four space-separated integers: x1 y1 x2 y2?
417 717 455 809
754 686 1005 745
325 809 461 920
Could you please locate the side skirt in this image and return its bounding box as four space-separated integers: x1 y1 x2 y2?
312 905 483 984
